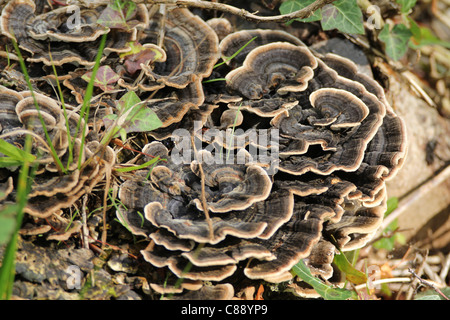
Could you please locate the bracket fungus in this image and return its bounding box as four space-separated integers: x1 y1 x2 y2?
0 0 145 66
141 7 219 89
0 86 115 222
116 21 406 299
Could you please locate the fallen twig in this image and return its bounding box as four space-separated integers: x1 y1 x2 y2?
81 194 90 250
353 277 411 291
191 134 214 241
409 268 450 300
75 0 336 22
439 253 450 284
148 0 337 23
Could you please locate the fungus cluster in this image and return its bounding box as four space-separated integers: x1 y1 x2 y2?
0 0 147 66
116 26 407 297
0 1 406 299
0 86 115 222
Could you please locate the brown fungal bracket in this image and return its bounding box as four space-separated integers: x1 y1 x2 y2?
0 87 115 221
116 24 407 298
0 4 408 300
224 42 317 119
140 7 220 89
28 5 108 43
0 0 143 66
219 29 305 69
226 42 317 100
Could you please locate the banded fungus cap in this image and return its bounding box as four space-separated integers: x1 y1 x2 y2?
219 29 306 69
225 42 318 100
141 7 220 89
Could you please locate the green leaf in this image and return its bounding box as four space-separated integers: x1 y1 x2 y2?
415 287 450 300
333 251 368 285
407 17 421 42
385 197 399 216
0 140 36 163
378 23 412 60
373 197 401 251
291 260 357 300
321 0 364 34
103 91 163 138
97 0 137 29
279 0 322 22
82 65 120 91
395 0 417 14
408 22 450 49
0 157 24 168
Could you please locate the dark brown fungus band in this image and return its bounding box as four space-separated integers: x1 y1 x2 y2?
168 283 235 300
28 5 108 42
24 141 115 219
190 156 273 213
219 29 305 69
0 87 115 220
146 80 206 128
141 7 219 89
0 0 140 66
226 42 317 100
207 18 233 42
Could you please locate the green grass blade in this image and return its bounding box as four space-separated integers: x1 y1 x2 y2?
114 156 161 172
11 38 67 174
226 103 243 161
76 33 108 170
48 52 74 171
291 259 357 300
0 139 36 163
214 36 257 69
0 136 34 300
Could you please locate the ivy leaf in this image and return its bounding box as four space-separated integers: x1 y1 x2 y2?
279 0 322 23
291 260 357 300
103 91 163 139
321 0 364 35
97 0 137 30
82 65 121 91
379 23 412 60
395 0 417 14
